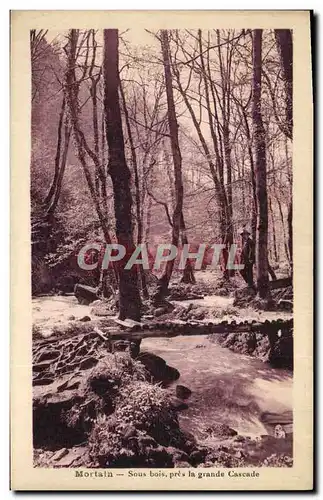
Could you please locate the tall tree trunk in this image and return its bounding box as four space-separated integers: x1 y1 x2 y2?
274 29 293 140
240 106 257 243
276 195 290 264
180 214 196 284
269 196 279 263
65 30 112 246
153 30 185 304
44 97 66 207
275 29 293 274
103 29 141 320
47 123 71 216
252 29 269 298
120 82 149 300
287 201 293 272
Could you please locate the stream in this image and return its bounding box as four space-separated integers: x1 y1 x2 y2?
142 335 292 444
33 296 293 444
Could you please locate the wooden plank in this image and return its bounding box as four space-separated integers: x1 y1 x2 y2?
113 318 137 330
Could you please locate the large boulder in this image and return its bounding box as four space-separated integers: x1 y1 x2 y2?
74 284 99 305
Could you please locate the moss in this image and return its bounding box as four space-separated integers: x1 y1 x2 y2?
88 381 187 467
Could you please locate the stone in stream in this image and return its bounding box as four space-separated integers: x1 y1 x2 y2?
79 315 91 322
176 385 192 400
74 284 99 305
136 352 180 385
205 423 238 438
169 397 188 412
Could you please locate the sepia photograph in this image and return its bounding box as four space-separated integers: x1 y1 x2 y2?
10 9 313 490
30 25 294 470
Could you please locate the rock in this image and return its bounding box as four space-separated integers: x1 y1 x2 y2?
169 397 188 411
205 423 238 438
234 435 246 443
79 315 91 322
235 450 245 459
154 307 167 317
218 445 229 452
33 377 54 386
137 435 158 449
37 350 60 362
189 448 208 465
55 447 88 467
57 377 81 392
113 340 130 352
146 446 174 467
176 385 192 400
74 284 99 305
33 361 52 372
165 447 189 463
68 315 76 321
122 425 137 440
91 299 116 317
79 357 98 370
51 448 68 461
278 299 293 311
174 460 191 468
88 373 118 396
136 352 179 384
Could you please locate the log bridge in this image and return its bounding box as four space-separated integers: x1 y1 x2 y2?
94 317 293 342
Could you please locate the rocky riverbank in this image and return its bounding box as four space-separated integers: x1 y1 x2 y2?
211 325 293 370
33 332 293 469
32 295 293 469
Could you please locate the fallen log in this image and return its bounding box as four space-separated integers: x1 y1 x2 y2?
92 318 293 341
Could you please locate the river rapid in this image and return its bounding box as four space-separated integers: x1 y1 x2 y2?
142 335 292 444
32 296 293 444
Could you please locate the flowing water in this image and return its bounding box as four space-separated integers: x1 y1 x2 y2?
142 335 293 442
33 296 293 442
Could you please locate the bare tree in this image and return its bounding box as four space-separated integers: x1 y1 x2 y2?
252 29 269 298
120 82 149 299
152 30 187 304
103 29 141 320
275 29 293 272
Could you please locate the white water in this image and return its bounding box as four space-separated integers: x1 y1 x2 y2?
33 296 293 440
142 335 293 440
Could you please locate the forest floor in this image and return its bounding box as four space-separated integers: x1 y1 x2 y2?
32 269 293 469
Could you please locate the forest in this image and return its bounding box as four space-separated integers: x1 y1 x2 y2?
31 27 295 469
30 28 293 317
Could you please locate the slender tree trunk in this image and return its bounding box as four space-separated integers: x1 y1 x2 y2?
252 29 269 298
269 196 279 263
180 214 196 284
153 30 185 304
276 196 290 264
65 30 113 247
287 201 293 272
47 124 71 216
44 98 66 207
274 30 293 140
275 29 293 274
120 82 149 299
103 29 142 320
145 196 153 243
